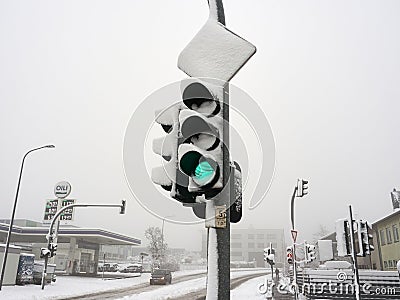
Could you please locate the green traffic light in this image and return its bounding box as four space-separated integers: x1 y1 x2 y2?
180 150 218 187
194 161 215 181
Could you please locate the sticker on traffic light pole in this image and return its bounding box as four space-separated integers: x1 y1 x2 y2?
215 206 227 228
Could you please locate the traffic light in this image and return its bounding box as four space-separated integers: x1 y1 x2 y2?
230 161 242 223
49 242 57 258
335 219 352 256
40 247 51 259
296 179 309 197
264 246 275 265
305 243 316 262
178 79 227 198
264 248 268 261
286 246 293 264
357 220 374 256
151 104 196 204
120 199 126 214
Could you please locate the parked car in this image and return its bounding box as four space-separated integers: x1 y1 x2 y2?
98 263 118 272
150 269 172 285
120 264 143 273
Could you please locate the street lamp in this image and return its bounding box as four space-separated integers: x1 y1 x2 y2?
0 144 55 291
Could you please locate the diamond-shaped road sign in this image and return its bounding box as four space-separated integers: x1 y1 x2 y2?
178 2 256 82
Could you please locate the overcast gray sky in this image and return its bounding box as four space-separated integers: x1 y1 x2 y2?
1 0 400 251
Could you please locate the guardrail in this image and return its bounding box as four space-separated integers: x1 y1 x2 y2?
296 269 400 299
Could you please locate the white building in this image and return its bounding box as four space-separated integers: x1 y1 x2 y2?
202 227 285 267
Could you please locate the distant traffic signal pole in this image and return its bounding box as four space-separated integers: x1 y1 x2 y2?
0 144 55 291
290 178 309 300
41 200 126 290
348 205 361 300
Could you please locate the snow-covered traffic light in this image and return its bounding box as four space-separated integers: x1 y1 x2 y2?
335 219 352 256
305 243 316 262
264 246 275 265
357 220 374 257
49 243 57 258
286 246 293 264
178 80 226 197
40 247 51 259
296 179 309 197
151 104 196 204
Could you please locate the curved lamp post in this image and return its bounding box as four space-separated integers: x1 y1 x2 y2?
0 144 55 290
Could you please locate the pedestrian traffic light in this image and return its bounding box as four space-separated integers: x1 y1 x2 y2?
178 79 227 198
286 246 293 264
357 220 374 256
296 179 309 197
305 243 316 262
335 219 352 256
151 104 197 204
49 242 57 258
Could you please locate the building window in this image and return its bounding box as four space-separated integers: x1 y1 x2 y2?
257 243 264 249
257 234 264 239
393 225 399 242
232 243 242 248
232 234 242 239
248 234 255 239
380 229 386 245
231 252 242 257
386 228 393 244
248 243 255 248
266 234 276 239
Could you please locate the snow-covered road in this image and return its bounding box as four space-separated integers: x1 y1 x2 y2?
0 269 266 300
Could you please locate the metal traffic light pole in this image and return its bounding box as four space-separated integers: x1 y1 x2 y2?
348 205 361 300
290 185 299 300
41 201 126 290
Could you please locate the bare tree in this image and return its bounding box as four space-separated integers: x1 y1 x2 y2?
144 226 167 261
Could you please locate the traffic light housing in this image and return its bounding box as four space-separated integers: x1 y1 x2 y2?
40 247 51 259
229 161 242 223
357 220 374 256
120 199 126 214
49 242 57 258
178 80 227 198
286 246 293 264
296 179 309 197
264 246 275 265
335 219 352 256
305 243 316 262
151 104 196 204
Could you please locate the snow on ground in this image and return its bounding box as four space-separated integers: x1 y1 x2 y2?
117 270 266 300
0 269 266 300
0 269 206 300
231 275 266 300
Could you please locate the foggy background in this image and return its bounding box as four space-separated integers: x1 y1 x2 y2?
1 0 399 251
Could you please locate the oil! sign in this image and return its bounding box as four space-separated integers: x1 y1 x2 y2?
54 181 71 199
